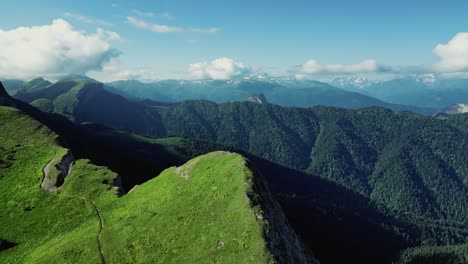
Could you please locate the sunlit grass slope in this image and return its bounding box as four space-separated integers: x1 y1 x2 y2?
102 152 273 263
0 106 109 263
0 106 280 263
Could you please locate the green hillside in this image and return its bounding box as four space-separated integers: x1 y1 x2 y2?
13 78 53 102
11 78 163 132
0 83 414 263
3 80 467 263
0 106 311 263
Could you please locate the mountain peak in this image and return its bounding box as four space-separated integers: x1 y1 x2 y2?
29 77 48 82
247 93 268 104
59 74 98 83
415 73 438 85
331 76 379 89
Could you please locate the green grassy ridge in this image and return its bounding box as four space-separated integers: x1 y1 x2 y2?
0 106 302 263
0 95 448 263
4 80 468 263
101 152 274 263
13 78 55 103
11 78 164 134
30 98 54 112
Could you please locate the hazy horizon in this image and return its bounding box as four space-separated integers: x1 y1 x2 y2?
1 0 468 82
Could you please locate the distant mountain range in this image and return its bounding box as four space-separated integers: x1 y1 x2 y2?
332 75 468 109
4 74 467 111
104 78 434 115
1 78 467 263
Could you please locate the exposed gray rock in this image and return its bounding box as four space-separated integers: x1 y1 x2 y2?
41 151 75 192
244 158 318 264
247 93 268 104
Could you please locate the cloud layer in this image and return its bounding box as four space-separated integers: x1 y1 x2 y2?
127 16 219 34
298 59 380 76
433 32 468 72
188 57 252 80
0 19 120 80
64 12 112 26
132 10 176 20
127 16 183 33
88 58 159 82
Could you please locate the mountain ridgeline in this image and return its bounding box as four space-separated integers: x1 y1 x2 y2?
334 76 468 109
105 79 435 115
1 79 467 263
0 83 315 263
5 78 468 225
0 80 406 263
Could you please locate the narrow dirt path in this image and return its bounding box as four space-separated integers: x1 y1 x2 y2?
61 194 106 264
78 196 106 264
42 153 106 264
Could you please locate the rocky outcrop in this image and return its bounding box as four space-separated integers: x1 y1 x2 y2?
112 175 126 197
244 158 318 264
41 151 75 192
433 103 468 118
247 93 268 104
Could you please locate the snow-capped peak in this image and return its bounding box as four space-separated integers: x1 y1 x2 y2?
243 72 270 81
331 76 378 89
416 73 438 85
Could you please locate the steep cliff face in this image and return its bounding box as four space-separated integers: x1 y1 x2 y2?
245 159 317 263
101 151 316 263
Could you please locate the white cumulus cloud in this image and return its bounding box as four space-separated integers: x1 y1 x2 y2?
0 19 120 80
88 58 160 82
297 59 380 78
188 57 252 80
433 32 468 72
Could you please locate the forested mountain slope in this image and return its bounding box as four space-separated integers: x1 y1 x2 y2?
2 80 467 263
153 101 468 225
0 105 313 263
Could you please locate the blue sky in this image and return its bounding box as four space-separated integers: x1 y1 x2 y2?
1 0 468 81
